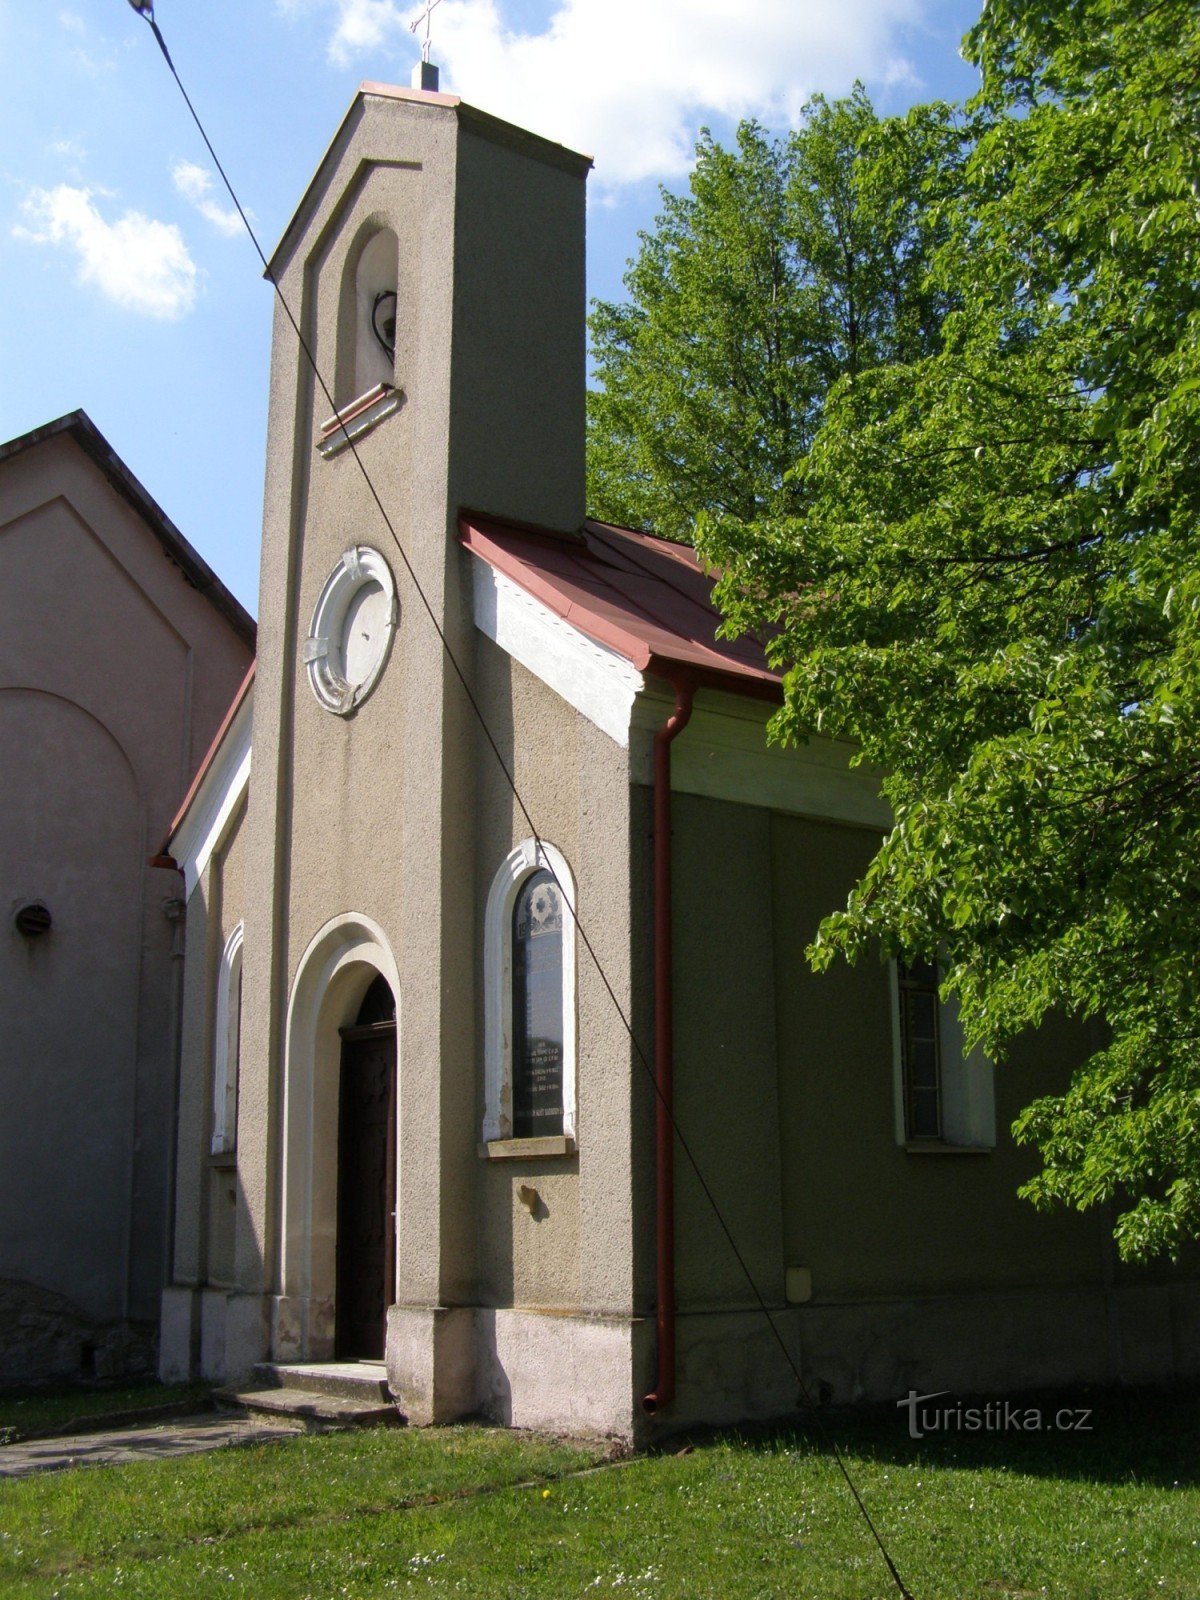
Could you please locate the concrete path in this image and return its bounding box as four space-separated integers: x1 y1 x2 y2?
0 1413 303 1480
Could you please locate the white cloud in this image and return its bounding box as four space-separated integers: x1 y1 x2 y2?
333 0 405 58
171 160 244 238
71 46 117 75
56 6 116 72
14 185 199 320
292 0 920 185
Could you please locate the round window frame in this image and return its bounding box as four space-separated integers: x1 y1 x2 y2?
303 547 397 716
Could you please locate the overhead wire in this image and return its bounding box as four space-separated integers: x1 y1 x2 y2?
125 8 916 1595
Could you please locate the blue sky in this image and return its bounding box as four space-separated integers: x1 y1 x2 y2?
0 0 981 615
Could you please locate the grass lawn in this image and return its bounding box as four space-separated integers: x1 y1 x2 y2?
0 1385 212 1445
1 1387 1198 1598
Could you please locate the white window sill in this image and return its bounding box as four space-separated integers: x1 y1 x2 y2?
478 1136 577 1160
904 1139 993 1155
317 383 403 458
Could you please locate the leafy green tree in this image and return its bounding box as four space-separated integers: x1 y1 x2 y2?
702 0 1200 1258
587 88 959 537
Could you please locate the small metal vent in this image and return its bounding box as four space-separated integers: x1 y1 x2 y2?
14 902 52 938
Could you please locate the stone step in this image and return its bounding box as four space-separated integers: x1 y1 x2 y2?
252 1361 393 1403
216 1384 401 1431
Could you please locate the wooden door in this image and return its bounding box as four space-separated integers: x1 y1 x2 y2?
335 1017 396 1360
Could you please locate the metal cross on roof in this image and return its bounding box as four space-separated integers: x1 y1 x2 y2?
409 0 445 64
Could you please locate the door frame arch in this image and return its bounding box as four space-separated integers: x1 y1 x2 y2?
279 913 400 1359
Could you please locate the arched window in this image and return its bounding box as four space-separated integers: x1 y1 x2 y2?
211 922 243 1155
483 841 577 1149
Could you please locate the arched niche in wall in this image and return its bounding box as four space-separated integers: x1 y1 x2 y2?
337 223 399 407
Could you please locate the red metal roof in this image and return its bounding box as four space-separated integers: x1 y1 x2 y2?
458 511 781 700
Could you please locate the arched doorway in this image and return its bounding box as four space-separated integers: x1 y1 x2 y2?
279 915 401 1364
335 974 396 1360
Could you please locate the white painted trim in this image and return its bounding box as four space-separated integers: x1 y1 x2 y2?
470 556 644 747
171 689 253 899
211 922 244 1155
470 553 887 828
482 840 577 1145
470 554 887 830
632 687 891 830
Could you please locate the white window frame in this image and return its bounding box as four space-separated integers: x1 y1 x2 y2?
211 922 244 1156
482 840 577 1149
890 959 995 1151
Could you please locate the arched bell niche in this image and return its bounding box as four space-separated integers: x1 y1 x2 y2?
337 224 399 405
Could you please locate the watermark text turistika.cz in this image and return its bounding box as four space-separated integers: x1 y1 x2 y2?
897 1391 1094 1440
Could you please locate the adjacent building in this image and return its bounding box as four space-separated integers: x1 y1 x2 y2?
0 411 254 1384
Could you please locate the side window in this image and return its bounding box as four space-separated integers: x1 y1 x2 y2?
483 841 577 1150
892 956 994 1151
897 958 941 1139
211 923 243 1156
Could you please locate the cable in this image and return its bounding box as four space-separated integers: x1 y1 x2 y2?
127 10 916 1596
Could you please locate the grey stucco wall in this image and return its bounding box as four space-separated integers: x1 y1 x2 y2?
670 793 784 1314
659 794 1115 1311
768 809 1108 1301
641 792 1200 1422
616 788 1200 1428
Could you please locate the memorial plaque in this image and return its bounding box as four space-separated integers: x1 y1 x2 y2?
512 869 564 1137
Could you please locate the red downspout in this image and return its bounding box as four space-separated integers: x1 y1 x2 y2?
643 675 695 1415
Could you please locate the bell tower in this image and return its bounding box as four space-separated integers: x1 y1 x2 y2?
223 86 591 1389
264 81 589 546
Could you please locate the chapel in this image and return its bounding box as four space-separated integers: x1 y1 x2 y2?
157 80 1199 1439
